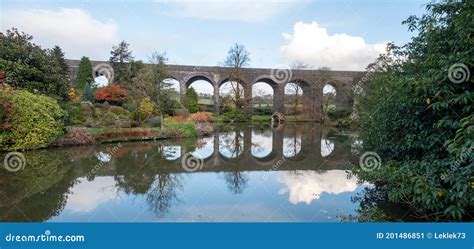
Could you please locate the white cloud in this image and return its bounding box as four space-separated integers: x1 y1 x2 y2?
280 21 387 70
2 8 120 60
161 0 303 22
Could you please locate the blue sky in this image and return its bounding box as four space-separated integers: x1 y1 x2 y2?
1 0 427 93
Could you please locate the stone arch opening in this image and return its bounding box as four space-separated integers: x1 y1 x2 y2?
252 82 274 114
322 83 337 116
251 129 273 159
185 75 215 112
284 80 310 116
219 80 246 113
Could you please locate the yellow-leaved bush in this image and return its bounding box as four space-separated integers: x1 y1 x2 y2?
1 89 66 150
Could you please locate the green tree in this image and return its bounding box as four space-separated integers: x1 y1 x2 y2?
0 28 68 100
354 0 473 221
148 52 178 115
83 82 94 102
109 40 134 85
75 56 93 90
49 45 69 77
183 87 199 113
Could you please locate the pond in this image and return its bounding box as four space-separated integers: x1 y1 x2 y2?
0 123 382 222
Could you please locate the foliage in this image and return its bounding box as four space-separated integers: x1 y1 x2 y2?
189 112 213 122
253 107 273 115
0 28 68 100
139 97 155 119
223 108 251 122
354 0 473 221
67 87 81 102
83 82 94 102
183 87 199 113
75 56 93 90
146 117 162 128
0 86 14 132
95 84 128 105
109 40 134 85
0 89 65 150
49 45 69 77
327 107 352 119
164 120 197 138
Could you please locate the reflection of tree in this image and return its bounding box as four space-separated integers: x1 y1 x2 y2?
112 143 185 217
223 170 249 194
146 173 183 217
283 125 301 157
220 131 244 158
341 186 417 222
0 150 77 222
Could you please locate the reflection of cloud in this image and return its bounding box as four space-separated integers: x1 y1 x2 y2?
283 136 301 157
65 177 118 213
251 130 272 158
96 152 111 162
278 170 358 205
320 138 334 157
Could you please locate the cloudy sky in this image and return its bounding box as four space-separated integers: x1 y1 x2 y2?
1 0 426 93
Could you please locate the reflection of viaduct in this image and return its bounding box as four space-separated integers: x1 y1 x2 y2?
67 60 366 119
97 125 355 175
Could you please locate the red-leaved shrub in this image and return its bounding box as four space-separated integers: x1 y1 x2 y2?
95 85 128 105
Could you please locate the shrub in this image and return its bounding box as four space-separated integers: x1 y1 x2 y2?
0 89 65 150
189 112 213 122
164 120 197 138
182 87 199 113
109 106 130 116
253 107 273 115
327 107 352 119
354 1 473 220
55 127 97 146
146 117 162 128
95 84 128 105
139 97 155 119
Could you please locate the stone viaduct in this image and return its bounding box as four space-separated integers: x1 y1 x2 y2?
67 60 366 119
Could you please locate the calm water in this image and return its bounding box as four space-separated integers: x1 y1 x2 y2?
0 123 377 222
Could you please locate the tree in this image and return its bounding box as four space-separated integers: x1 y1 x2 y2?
95 84 128 105
75 56 93 90
183 87 199 113
49 45 69 77
0 28 68 100
354 0 473 221
148 52 179 115
109 41 134 85
83 82 94 102
285 83 302 115
221 43 250 113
